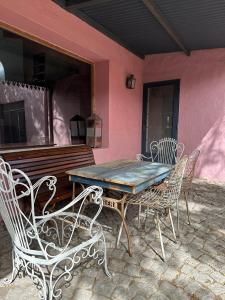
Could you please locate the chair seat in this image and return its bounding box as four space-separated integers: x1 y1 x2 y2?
126 190 162 209
15 212 104 266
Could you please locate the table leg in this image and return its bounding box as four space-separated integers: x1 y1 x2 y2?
72 182 75 199
114 193 132 256
116 202 129 248
72 183 132 256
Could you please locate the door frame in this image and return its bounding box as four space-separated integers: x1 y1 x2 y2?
142 79 180 155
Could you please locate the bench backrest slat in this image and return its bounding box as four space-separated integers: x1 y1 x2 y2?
0 145 95 206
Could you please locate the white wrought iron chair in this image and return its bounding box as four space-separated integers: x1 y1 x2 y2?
120 156 188 261
180 149 200 227
136 138 185 228
136 137 184 165
0 158 110 300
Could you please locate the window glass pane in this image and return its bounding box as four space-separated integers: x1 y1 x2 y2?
0 28 91 149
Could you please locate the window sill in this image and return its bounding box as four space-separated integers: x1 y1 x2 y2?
0 143 55 151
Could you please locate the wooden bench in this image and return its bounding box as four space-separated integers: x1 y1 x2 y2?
0 145 95 209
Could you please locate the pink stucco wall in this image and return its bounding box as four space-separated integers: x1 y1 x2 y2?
144 49 225 182
0 0 143 163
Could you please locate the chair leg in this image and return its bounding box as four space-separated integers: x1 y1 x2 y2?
155 213 166 261
0 250 20 287
101 234 112 278
168 208 177 242
138 204 142 228
176 198 180 237
184 191 191 225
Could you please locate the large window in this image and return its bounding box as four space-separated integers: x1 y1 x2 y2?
0 28 92 149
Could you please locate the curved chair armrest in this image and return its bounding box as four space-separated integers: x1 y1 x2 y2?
33 176 57 207
33 186 104 258
136 154 153 162
37 185 103 220
33 176 57 190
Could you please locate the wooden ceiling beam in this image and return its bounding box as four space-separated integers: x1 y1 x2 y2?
142 0 190 56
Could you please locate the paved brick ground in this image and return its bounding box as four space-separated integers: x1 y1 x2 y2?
0 179 225 299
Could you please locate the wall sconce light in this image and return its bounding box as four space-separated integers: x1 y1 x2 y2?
126 74 136 89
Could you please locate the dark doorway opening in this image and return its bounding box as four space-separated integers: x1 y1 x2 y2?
142 80 180 156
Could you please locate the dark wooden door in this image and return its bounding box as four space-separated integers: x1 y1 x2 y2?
142 80 180 156
2 101 27 144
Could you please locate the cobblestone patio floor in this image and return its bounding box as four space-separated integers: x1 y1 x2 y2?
0 179 225 300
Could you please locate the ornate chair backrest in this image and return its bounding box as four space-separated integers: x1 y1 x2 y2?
0 158 35 251
182 149 200 190
162 156 188 206
150 138 184 165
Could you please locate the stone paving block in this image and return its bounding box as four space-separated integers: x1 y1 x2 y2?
173 273 191 288
126 281 154 299
161 267 178 281
132 295 146 300
73 289 92 300
124 263 141 277
194 286 217 300
210 271 225 284
111 286 129 300
158 280 189 300
91 294 110 300
185 256 200 267
193 271 214 285
93 280 116 298
150 292 170 300
111 273 131 288
210 283 225 296
109 258 126 273
184 280 203 297
77 275 95 290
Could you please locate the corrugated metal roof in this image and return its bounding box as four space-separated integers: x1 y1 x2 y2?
55 0 225 57
155 0 225 50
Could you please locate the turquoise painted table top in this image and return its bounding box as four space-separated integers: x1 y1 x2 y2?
67 159 172 194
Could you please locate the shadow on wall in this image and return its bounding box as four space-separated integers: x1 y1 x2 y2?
195 113 225 182
52 74 91 146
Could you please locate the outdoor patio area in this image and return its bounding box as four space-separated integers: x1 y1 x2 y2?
0 179 224 300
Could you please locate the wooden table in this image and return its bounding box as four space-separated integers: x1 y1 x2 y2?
67 160 172 255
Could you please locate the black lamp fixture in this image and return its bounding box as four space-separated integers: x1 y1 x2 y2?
126 74 136 89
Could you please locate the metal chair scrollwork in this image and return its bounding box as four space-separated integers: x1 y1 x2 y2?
137 138 184 165
0 158 110 300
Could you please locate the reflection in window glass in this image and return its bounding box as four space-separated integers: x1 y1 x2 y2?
0 28 91 149
0 61 5 81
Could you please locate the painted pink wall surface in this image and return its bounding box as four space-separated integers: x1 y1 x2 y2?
144 49 225 182
0 0 143 164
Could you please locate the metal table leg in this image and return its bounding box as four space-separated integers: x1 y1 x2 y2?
102 193 132 256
